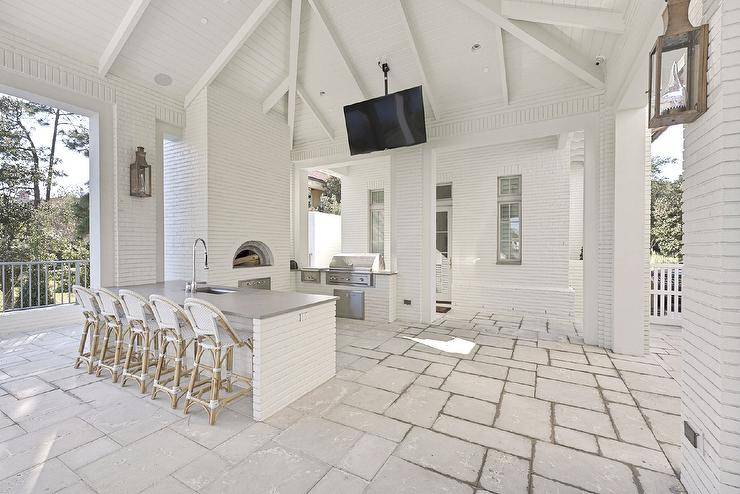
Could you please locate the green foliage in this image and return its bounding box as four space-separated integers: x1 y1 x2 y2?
651 155 683 260
316 175 341 215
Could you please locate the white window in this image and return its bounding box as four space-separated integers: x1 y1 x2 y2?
498 175 521 264
369 189 384 255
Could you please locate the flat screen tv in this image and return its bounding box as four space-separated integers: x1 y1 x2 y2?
343 86 427 156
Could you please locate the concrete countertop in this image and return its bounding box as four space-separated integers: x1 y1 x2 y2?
109 280 337 320
293 268 398 275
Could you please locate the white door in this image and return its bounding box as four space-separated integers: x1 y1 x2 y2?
436 206 452 303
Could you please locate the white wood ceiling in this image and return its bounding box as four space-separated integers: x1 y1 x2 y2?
0 0 639 148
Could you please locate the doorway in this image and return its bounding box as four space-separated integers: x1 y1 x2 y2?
436 184 452 307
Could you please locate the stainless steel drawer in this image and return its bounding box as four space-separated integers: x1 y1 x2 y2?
334 289 365 320
300 271 321 283
238 277 271 290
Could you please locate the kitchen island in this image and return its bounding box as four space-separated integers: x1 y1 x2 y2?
109 280 337 421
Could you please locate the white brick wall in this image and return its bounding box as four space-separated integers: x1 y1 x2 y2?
435 137 574 318
569 133 585 261
681 0 740 492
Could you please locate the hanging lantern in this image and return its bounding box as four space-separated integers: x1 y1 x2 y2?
129 146 151 197
648 0 708 129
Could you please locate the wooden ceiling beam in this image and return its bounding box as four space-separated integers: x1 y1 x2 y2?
184 0 281 107
98 0 151 77
399 0 439 119
501 0 625 34
493 27 508 103
297 85 334 140
262 76 289 114
287 0 303 148
457 0 605 89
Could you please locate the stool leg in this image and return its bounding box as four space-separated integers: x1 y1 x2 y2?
121 330 137 387
184 345 204 415
225 347 233 393
171 338 184 408
75 319 90 369
111 323 124 383
139 330 151 394
88 319 100 374
95 325 111 377
151 338 168 401
208 347 222 426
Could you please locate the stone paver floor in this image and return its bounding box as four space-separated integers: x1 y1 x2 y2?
0 309 685 493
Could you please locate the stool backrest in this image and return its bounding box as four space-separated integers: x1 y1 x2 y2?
119 289 154 326
95 287 124 320
183 297 241 345
73 285 100 316
150 295 194 339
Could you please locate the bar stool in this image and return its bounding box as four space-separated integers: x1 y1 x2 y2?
119 290 158 393
149 295 198 408
95 287 129 383
72 285 102 374
183 298 253 425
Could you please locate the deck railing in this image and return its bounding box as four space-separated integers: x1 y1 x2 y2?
0 260 90 312
650 263 682 323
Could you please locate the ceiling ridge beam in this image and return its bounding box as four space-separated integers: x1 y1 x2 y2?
287 0 303 148
98 0 151 77
297 85 334 140
307 0 369 100
457 0 604 89
184 0 281 108
263 76 289 114
494 27 508 104
501 0 625 34
398 0 439 119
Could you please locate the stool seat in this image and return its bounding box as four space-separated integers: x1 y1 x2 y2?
95 287 129 383
119 289 159 393
72 285 102 374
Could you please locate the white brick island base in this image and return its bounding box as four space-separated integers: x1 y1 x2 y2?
251 302 336 421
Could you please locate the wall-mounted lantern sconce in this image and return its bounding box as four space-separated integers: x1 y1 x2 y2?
648 0 708 129
129 146 151 197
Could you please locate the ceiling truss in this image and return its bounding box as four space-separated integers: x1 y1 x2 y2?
98 0 151 77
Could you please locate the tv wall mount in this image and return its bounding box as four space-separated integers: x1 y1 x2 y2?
378 61 390 95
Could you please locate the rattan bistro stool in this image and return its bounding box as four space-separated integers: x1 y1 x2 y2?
72 285 102 374
94 288 129 383
183 298 253 425
119 290 159 393
149 295 198 408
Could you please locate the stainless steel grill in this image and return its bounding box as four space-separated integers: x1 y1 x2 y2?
326 253 384 287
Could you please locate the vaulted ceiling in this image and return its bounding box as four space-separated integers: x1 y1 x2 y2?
0 0 639 148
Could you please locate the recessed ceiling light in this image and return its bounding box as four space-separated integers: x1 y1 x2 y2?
482 66 489 73
154 73 173 86
200 17 208 25
319 90 327 96
471 43 482 53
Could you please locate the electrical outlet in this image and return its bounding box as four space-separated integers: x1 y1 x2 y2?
404 299 412 306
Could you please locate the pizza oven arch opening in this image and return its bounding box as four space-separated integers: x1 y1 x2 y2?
233 241 274 268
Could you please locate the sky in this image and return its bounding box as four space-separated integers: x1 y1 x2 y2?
650 124 683 181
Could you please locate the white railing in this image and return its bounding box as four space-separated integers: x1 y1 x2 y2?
650 264 682 323
0 260 90 312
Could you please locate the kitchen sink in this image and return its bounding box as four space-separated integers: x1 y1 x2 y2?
187 286 237 295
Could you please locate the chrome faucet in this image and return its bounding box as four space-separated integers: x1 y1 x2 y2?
187 238 209 293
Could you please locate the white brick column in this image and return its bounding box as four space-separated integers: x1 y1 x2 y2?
421 146 437 324
681 0 740 492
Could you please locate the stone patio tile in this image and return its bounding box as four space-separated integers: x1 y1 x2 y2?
415 374 443 388
554 404 616 438
620 371 680 397
425 362 454 378
442 371 504 403
550 360 619 377
58 481 98 494
342 346 389 360
532 475 590 493
140 475 195 494
348 356 380 371
1 375 55 399
443 394 497 425
533 442 638 494
476 346 514 359
456 359 508 379
642 408 682 446
473 355 537 371
595 374 629 392
404 350 460 366
396 426 486 482
169 408 254 449
636 467 686 494
263 406 305 430
337 351 361 368
475 335 515 349
537 366 597 387
507 368 536 385
537 341 584 354
172 451 232 491
376 338 416 355
504 382 535 397
213 422 281 464
661 443 681 474
607 402 659 449
290 377 361 415
357 365 419 394
385 384 449 427
340 432 396 480
310 468 368 494
554 426 598 453
612 358 670 377
535 378 605 411
433 415 532 459
549 350 589 364
602 390 635 405
632 390 681 415
513 346 549 364
79 428 206 493
336 368 365 382
0 417 102 480
58 436 121 470
343 385 399 413
495 393 552 441
275 416 362 466
0 423 24 442
202 445 330 494
0 389 89 432
367 456 474 494
324 404 411 442
382 354 431 373
479 449 530 494
585 352 614 368
0 458 80 494
597 437 673 473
